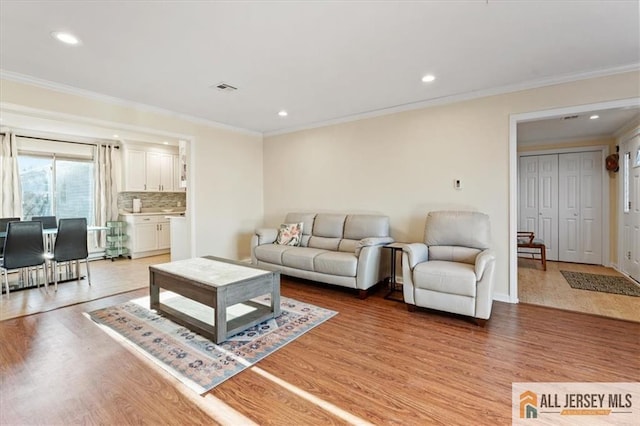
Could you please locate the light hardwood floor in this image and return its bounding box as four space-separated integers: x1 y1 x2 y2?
1 255 639 425
518 258 640 322
0 255 169 321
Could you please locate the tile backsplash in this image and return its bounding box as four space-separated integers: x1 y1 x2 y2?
118 192 186 210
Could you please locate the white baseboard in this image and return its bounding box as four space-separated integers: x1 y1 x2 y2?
493 292 516 304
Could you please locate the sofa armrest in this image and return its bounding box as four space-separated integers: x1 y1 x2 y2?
254 228 278 245
355 236 394 255
474 249 495 281
355 243 389 290
251 228 278 265
402 243 428 269
359 236 395 247
475 250 496 320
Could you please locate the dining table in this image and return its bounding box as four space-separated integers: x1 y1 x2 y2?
0 225 109 239
0 225 109 292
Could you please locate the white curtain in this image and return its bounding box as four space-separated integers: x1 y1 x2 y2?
0 132 23 218
94 144 121 246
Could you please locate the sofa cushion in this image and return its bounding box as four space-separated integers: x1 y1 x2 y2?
428 246 481 264
314 251 358 277
282 247 328 272
284 213 316 247
412 260 476 297
313 214 347 238
254 244 292 265
344 215 390 239
424 211 491 249
275 222 303 246
338 239 359 253
308 236 341 251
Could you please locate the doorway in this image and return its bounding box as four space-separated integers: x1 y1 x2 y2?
508 98 640 303
518 149 606 265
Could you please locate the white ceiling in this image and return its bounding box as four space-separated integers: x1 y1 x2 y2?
517 106 640 145
0 1 639 137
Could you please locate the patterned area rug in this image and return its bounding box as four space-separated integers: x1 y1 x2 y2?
87 295 337 394
560 271 640 297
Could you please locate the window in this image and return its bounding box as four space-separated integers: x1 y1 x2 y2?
18 143 95 224
624 151 630 213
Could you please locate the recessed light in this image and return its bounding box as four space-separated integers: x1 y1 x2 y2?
590 115 599 120
278 110 288 117
163 141 169 145
112 134 119 138
51 31 80 45
421 74 436 83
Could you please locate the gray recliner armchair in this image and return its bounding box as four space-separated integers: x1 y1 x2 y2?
401 211 496 325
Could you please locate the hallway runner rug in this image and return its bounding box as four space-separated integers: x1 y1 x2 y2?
86 295 337 394
560 271 640 297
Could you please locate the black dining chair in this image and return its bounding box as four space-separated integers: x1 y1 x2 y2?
0 217 21 259
32 215 57 253
31 216 57 230
1 220 49 296
50 218 91 291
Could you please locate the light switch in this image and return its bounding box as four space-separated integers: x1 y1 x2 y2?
454 179 462 190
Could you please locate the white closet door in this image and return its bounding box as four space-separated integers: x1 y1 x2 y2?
622 135 640 282
519 156 540 233
558 152 602 264
559 153 580 262
538 155 559 261
519 155 558 261
579 151 602 264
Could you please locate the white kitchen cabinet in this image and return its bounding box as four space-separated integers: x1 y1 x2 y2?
123 214 171 259
123 146 178 192
125 149 148 191
158 220 171 249
146 152 174 192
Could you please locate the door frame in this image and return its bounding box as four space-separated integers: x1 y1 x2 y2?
508 97 640 303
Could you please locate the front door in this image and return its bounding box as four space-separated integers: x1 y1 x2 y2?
622 134 640 282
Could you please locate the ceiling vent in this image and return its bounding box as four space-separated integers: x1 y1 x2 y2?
213 82 238 92
562 115 579 120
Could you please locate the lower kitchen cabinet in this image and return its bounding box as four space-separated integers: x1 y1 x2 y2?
122 214 171 259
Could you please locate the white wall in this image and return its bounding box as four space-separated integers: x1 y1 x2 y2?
0 78 264 260
263 71 640 300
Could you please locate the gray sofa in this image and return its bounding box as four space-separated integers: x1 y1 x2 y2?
251 212 393 298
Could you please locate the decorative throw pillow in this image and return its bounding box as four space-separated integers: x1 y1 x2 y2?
275 222 303 246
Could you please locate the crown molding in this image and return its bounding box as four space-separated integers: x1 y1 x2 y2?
0 102 194 144
2 63 638 139
264 63 640 137
0 69 261 137
614 118 640 139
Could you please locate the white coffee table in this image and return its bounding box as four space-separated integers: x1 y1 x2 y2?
149 256 280 343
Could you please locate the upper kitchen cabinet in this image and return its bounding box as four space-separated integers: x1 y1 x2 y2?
146 151 174 192
123 143 180 192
